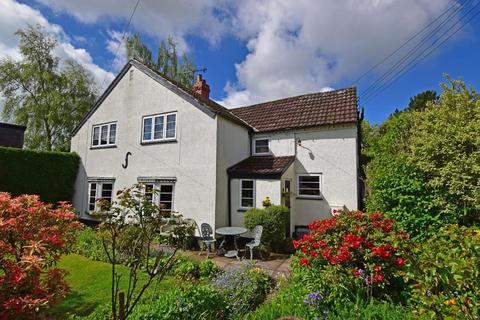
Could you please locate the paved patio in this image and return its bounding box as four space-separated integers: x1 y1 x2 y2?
186 251 292 278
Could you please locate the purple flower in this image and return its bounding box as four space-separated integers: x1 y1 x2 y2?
307 292 323 301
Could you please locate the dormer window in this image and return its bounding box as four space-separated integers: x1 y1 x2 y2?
142 112 177 143
92 122 117 148
253 138 270 155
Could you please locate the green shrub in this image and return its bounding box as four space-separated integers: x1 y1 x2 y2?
173 259 200 280
72 227 109 262
211 264 273 318
244 205 289 251
131 284 225 320
407 224 480 318
0 147 79 203
199 259 219 279
293 211 412 304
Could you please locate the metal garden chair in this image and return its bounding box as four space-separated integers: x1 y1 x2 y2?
245 225 263 260
198 223 216 258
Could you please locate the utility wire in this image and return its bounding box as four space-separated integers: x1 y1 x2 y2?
360 0 469 99
361 2 480 105
353 0 459 85
100 0 142 89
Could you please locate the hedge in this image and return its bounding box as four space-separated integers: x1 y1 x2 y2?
0 147 79 203
244 205 290 251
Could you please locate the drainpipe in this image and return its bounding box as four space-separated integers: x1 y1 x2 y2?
227 175 232 227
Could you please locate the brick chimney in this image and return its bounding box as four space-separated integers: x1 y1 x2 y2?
192 74 210 100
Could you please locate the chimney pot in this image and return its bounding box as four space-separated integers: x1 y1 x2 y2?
193 73 210 100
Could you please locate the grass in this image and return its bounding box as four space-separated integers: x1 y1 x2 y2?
49 254 177 318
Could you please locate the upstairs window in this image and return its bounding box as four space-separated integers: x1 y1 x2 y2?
142 112 177 143
240 179 255 209
88 181 114 211
297 174 322 198
253 138 270 155
92 122 117 147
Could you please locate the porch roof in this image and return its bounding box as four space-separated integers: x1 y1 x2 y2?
227 156 295 179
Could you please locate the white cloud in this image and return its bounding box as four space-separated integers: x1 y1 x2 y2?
106 30 128 73
218 0 455 107
35 0 227 47
0 0 113 91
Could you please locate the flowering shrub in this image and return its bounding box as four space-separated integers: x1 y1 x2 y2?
293 211 411 303
407 224 480 318
211 263 273 318
0 192 80 318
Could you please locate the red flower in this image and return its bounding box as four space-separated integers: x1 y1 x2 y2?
371 212 382 220
310 250 318 257
396 256 405 268
372 274 384 282
293 240 300 248
312 241 320 249
299 257 310 266
319 240 327 247
373 265 382 273
355 211 363 220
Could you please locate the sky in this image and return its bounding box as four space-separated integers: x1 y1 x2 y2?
1 0 480 124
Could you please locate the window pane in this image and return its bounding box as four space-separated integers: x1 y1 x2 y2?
255 139 269 154
160 193 172 202
160 184 173 193
100 125 108 145
241 199 254 207
92 127 100 146
144 184 154 203
154 116 164 140
143 118 152 140
109 124 116 144
299 176 321 196
101 183 113 202
160 201 172 210
241 180 253 189
241 190 254 198
166 114 176 138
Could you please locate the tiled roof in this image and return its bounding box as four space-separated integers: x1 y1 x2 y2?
227 156 295 178
230 88 358 132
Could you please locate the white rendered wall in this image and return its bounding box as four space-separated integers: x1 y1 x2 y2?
71 65 219 229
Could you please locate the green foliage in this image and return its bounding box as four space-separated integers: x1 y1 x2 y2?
292 211 412 304
73 227 109 262
0 147 79 203
244 205 289 251
248 279 412 320
0 24 97 151
211 264 274 318
130 284 225 320
173 259 200 280
126 33 195 87
407 225 480 318
364 77 480 240
199 259 219 279
406 89 438 112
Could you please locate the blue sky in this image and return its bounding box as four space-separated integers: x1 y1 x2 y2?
1 0 480 124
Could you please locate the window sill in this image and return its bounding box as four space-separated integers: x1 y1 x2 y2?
296 196 323 200
141 139 177 145
237 208 250 212
90 145 117 150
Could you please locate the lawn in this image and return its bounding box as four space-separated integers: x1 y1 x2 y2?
49 254 177 318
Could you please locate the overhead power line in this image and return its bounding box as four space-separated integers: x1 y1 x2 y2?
361 0 480 105
100 0 142 89
353 0 460 85
360 0 471 100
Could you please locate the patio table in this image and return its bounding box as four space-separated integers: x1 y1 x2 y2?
216 227 248 260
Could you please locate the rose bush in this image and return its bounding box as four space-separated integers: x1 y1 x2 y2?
293 211 411 303
0 192 80 319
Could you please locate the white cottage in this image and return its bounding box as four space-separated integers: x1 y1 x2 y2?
70 59 360 236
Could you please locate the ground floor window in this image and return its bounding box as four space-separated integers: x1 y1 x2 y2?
297 174 322 198
88 181 114 211
141 182 174 211
240 179 255 209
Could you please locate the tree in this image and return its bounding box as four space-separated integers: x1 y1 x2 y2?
0 192 81 318
406 90 438 112
126 33 195 87
0 24 97 151
364 78 480 240
96 184 189 320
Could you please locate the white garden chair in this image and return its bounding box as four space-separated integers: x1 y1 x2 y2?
198 223 216 258
245 225 263 260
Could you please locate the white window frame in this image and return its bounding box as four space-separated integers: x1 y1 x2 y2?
91 122 117 148
140 182 175 211
297 173 322 198
252 138 271 155
239 179 256 209
87 181 114 212
141 112 177 143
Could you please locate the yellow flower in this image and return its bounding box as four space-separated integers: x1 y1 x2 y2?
443 299 456 305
